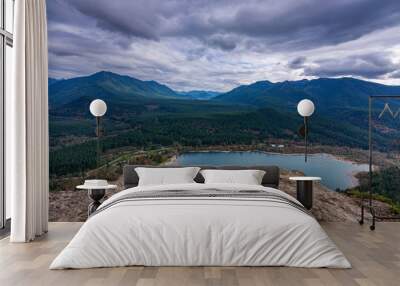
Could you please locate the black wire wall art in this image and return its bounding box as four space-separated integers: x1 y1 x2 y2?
359 95 400 230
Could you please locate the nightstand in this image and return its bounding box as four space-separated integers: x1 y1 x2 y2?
289 176 321 210
76 182 117 216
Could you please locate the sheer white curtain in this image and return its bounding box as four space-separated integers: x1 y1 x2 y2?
8 0 49 242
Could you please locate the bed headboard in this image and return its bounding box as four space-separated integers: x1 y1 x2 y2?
123 165 280 189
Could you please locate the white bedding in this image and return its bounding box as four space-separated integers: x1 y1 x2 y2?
50 183 351 269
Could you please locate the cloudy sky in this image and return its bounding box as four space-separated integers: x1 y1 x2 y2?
47 0 400 91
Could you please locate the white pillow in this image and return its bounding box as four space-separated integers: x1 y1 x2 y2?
200 169 266 185
135 167 200 186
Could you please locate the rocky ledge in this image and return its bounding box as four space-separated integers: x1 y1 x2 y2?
49 169 393 223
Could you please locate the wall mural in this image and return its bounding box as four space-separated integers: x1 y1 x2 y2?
47 1 400 222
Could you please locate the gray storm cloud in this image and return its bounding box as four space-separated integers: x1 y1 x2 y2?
47 0 400 90
301 53 400 79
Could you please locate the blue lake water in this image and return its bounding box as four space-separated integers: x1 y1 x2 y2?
176 151 369 190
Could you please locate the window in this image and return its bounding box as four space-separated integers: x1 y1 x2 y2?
0 0 13 229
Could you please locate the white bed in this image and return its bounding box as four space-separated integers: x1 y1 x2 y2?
50 183 351 269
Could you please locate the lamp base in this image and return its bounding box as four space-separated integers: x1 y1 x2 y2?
87 189 106 216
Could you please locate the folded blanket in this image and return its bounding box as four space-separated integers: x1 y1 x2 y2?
92 188 311 218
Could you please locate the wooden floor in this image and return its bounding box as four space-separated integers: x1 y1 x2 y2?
0 222 399 286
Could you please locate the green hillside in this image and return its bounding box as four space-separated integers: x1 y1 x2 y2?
214 77 400 145
214 77 400 112
49 71 179 108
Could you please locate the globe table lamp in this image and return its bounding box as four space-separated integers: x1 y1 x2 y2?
89 99 107 167
297 99 315 162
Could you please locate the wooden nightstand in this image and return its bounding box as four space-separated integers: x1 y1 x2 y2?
289 177 321 210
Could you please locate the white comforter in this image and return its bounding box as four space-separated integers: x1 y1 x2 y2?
50 183 351 269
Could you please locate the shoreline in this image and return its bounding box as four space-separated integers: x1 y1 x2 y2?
178 149 368 165
178 142 397 168
172 149 373 190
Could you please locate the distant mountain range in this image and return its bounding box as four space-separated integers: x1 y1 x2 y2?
214 77 400 113
48 71 400 151
50 71 400 111
48 71 250 126
49 71 221 107
49 71 177 108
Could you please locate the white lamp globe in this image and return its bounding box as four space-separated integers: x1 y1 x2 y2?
89 99 107 117
297 99 315 117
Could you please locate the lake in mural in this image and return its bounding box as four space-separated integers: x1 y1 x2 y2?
176 151 369 190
